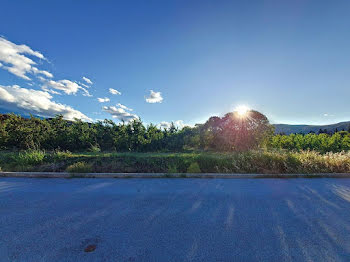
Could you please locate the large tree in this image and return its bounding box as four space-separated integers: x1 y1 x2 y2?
200 110 274 151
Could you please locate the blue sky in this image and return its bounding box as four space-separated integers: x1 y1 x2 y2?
1 0 350 126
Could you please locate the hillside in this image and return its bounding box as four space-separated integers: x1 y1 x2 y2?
274 121 350 134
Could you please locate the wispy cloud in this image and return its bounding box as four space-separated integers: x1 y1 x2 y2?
103 105 138 122
109 88 121 95
145 90 163 103
158 120 190 129
42 79 91 96
0 37 52 80
0 84 91 121
0 37 94 98
79 82 90 88
97 97 110 103
116 103 132 111
82 76 93 85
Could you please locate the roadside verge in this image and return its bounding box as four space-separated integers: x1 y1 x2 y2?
1 172 350 178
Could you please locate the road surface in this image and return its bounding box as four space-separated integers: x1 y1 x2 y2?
1 178 350 261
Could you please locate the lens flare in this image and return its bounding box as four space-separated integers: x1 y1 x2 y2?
235 105 250 117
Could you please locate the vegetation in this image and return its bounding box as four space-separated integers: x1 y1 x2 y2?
16 150 46 166
66 161 93 173
0 111 274 152
269 132 350 153
0 112 350 174
187 162 201 173
0 150 349 174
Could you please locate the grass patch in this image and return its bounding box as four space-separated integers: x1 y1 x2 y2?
66 161 92 173
16 150 46 166
187 162 201 173
167 165 178 173
0 150 349 174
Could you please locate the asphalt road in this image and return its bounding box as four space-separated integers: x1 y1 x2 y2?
1 178 350 262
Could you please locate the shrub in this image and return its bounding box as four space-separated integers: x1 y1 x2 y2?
167 165 178 173
52 150 73 161
66 161 92 173
89 145 101 153
16 150 46 166
187 162 201 173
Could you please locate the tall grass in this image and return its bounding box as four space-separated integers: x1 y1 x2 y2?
15 150 46 166
0 150 349 174
66 162 92 173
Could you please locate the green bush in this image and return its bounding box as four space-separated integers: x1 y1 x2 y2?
89 145 101 153
187 162 201 173
15 150 46 166
167 165 178 173
52 150 73 161
66 161 92 173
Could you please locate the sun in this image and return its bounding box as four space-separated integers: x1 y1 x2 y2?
235 105 250 117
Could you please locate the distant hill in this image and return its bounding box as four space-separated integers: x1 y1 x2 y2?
273 121 350 134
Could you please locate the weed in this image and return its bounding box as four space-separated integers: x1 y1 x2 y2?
187 162 201 173
52 150 73 161
167 165 178 173
66 161 92 173
15 150 46 166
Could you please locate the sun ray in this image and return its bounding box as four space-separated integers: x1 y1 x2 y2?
235 105 250 117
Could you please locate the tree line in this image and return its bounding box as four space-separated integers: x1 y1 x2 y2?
0 112 349 153
269 132 350 153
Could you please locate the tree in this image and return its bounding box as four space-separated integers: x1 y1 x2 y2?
0 120 8 149
199 110 274 151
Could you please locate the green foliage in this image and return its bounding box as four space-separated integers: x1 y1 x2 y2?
198 111 274 151
269 132 350 153
0 114 195 152
0 113 349 154
52 150 73 161
167 165 178 173
0 151 350 174
89 145 101 153
66 162 92 173
16 150 46 166
187 162 201 173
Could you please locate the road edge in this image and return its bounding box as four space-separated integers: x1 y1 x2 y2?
1 172 350 178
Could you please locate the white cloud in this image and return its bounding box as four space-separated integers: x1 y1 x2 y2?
32 67 53 78
159 121 172 129
79 82 90 88
145 90 163 103
0 84 91 121
103 105 138 122
158 120 190 130
82 76 93 85
0 37 93 98
109 88 121 95
0 86 15 102
97 97 110 103
0 37 53 80
174 120 186 129
42 79 90 96
116 103 132 111
82 89 92 97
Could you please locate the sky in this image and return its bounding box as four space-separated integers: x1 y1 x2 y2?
0 0 350 126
